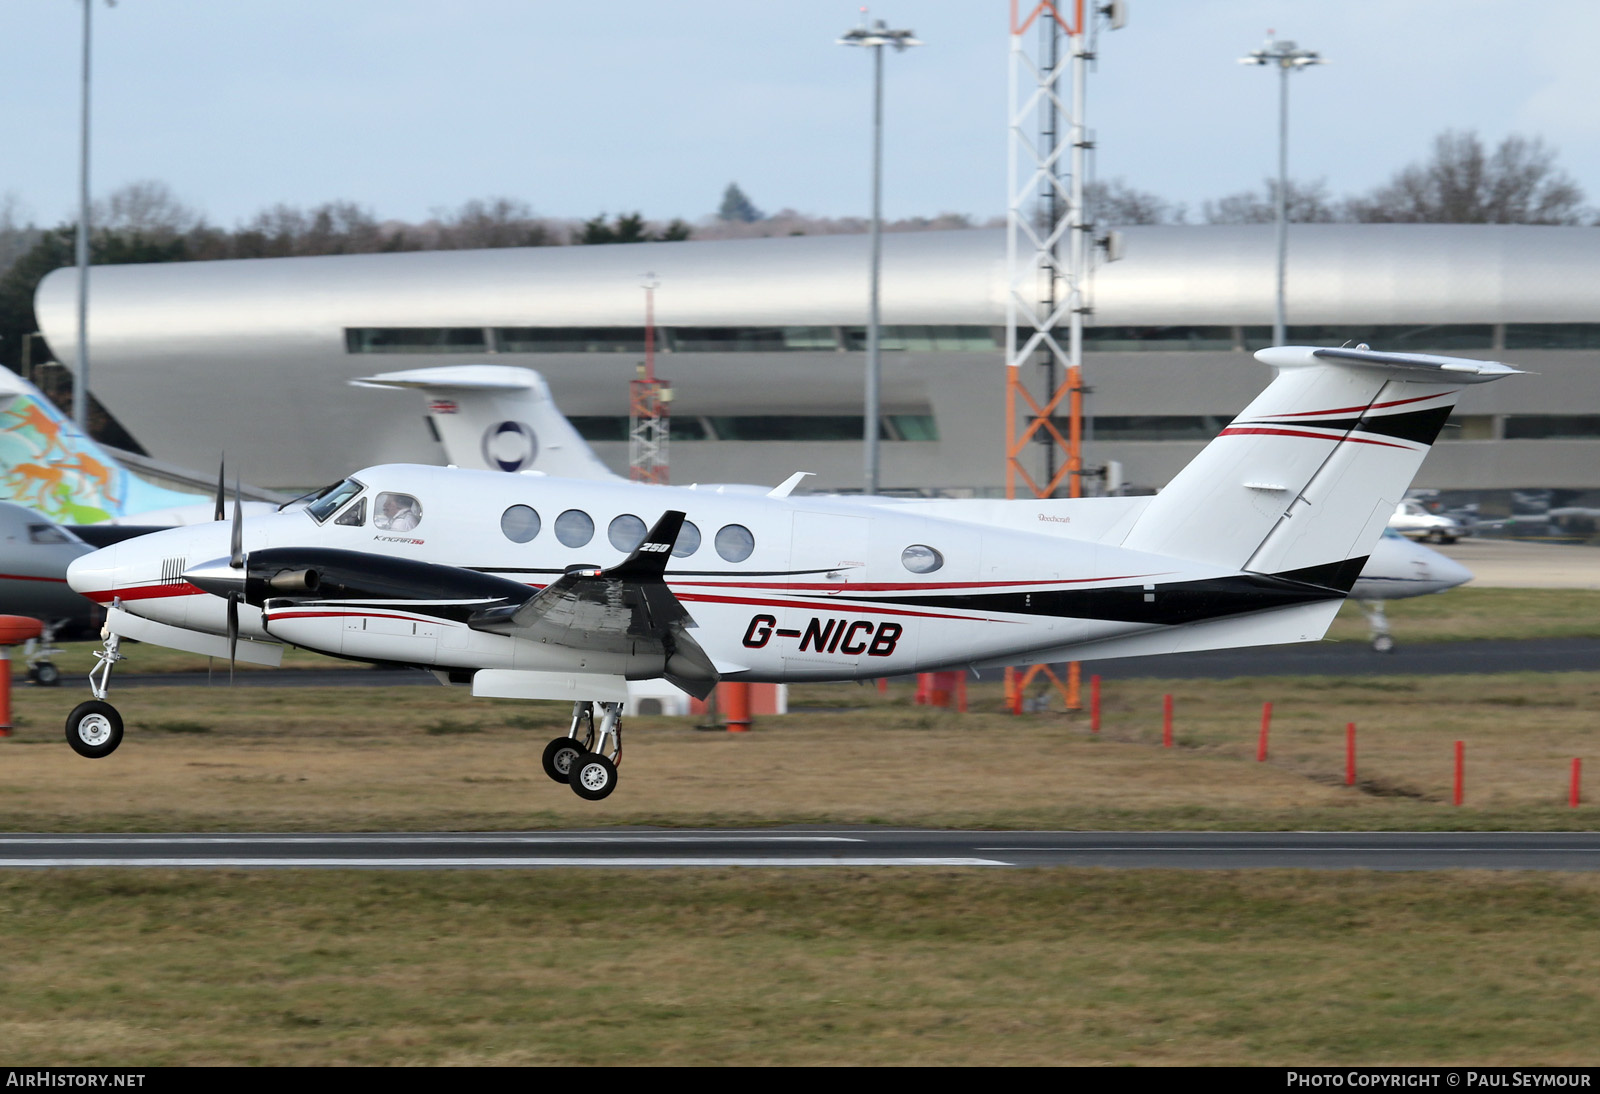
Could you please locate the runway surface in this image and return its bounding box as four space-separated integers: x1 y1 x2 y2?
5 829 1600 870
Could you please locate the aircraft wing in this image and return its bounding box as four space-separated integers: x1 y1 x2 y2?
467 510 719 698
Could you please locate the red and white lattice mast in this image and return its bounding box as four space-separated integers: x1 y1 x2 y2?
629 276 671 484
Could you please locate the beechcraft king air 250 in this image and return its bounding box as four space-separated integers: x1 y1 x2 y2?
61 346 1519 799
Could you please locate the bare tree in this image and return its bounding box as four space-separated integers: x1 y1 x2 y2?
0 193 41 276
429 197 553 249
1085 178 1187 226
1203 178 1338 224
96 180 203 239
1344 130 1589 224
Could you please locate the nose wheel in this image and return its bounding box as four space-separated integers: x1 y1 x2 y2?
66 628 127 758
65 700 123 758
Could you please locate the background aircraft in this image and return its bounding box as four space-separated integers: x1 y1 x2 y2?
62 346 1520 799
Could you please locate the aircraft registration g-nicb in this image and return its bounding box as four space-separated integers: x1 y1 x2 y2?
63 346 1519 799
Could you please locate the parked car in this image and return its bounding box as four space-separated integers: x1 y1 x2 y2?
1389 500 1467 544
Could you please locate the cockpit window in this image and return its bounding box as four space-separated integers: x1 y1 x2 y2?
334 497 367 527
27 523 73 545
374 493 423 531
306 478 365 523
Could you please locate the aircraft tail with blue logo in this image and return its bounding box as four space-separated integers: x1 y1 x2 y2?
352 365 620 481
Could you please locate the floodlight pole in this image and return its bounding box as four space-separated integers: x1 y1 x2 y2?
73 0 93 431
1239 35 1323 348
838 15 920 496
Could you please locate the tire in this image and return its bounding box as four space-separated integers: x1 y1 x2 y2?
65 700 123 759
541 737 587 784
30 662 61 688
1372 634 1395 654
569 752 619 801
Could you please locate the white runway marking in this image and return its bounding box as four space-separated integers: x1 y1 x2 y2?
1 835 862 845
0 857 1005 868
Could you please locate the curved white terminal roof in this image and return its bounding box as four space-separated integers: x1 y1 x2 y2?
26 223 1600 492
36 223 1600 353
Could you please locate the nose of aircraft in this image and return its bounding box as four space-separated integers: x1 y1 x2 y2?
66 545 119 600
1430 551 1473 591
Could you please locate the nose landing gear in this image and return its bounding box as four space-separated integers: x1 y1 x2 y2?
65 630 125 758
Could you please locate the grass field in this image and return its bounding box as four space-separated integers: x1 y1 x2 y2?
4 868 1599 1065
1 669 1595 832
4 587 1599 1064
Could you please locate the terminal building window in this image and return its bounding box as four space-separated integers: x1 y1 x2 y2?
495 327 647 353
1504 324 1600 350
1081 327 1234 352
1242 325 1494 351
667 327 836 352
845 325 997 352
1081 416 1228 442
345 328 486 354
1503 416 1600 440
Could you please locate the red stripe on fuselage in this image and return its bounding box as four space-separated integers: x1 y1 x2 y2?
83 582 206 604
1255 391 1456 419
0 572 69 584
1217 426 1414 450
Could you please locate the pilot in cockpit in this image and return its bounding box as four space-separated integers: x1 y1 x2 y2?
374 492 421 532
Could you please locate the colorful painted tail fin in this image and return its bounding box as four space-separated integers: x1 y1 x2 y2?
0 369 207 523
1117 347 1521 585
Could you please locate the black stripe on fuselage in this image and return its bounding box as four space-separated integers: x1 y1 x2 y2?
842 571 1346 625
1243 404 1455 447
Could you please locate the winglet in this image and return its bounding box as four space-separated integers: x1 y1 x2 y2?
604 510 685 581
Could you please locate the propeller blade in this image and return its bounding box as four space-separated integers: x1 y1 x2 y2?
226 592 239 684
213 457 227 523
229 478 244 569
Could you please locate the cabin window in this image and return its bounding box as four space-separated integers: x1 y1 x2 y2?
334 498 367 527
501 505 541 543
714 524 755 563
673 520 701 558
608 514 647 552
901 544 944 574
374 493 422 532
555 509 595 548
305 478 365 523
27 523 72 545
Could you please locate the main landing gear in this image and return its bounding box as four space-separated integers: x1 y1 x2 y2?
65 631 125 758
542 700 623 801
25 623 64 687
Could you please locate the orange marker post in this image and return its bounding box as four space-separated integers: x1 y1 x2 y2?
722 682 752 734
1453 740 1465 806
1162 693 1173 749
1345 722 1357 787
0 616 44 738
1572 758 1582 809
1257 702 1272 762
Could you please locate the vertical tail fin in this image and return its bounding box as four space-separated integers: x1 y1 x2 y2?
1118 347 1521 582
0 368 131 522
352 365 620 481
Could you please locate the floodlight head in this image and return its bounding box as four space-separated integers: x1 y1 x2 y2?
837 18 920 50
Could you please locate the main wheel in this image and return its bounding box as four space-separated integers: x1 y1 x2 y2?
569 752 618 801
542 736 588 784
1372 634 1396 654
65 700 123 759
29 662 61 687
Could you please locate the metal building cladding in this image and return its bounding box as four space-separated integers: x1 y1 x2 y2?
31 223 1600 496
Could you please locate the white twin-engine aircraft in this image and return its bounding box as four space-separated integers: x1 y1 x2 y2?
62 346 1519 799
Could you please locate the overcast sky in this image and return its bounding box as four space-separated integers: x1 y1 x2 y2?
5 1 1599 228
